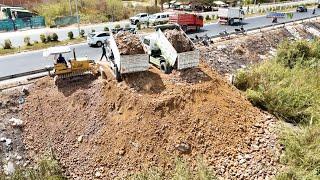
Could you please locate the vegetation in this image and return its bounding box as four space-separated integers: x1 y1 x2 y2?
52 33 59 41
68 31 74 40
104 27 109 31
129 158 215 180
24 36 31 46
80 29 85 37
1 156 65 179
2 39 12 49
234 40 320 179
40 34 46 43
46 34 52 42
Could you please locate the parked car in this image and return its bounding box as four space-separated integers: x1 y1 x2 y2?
296 6 307 12
87 31 110 47
148 12 173 25
130 13 149 25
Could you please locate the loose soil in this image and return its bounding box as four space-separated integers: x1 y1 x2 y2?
164 29 194 53
10 63 281 179
114 32 145 55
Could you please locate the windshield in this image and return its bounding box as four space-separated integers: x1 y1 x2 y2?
149 15 157 19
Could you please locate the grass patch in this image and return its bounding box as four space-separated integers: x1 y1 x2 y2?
1 155 66 179
128 158 215 180
0 38 85 56
234 39 320 179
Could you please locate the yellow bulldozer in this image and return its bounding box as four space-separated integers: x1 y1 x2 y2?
43 46 98 84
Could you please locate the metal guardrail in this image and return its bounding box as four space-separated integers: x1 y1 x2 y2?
207 14 320 39
0 67 52 82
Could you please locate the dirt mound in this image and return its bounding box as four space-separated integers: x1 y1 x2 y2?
18 64 281 179
114 31 145 55
164 29 194 53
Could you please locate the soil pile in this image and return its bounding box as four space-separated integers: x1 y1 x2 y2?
19 64 281 179
114 32 145 55
164 29 194 53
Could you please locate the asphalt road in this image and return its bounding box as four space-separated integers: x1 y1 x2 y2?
0 9 319 79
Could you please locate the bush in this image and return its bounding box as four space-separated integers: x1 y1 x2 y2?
67 31 74 40
46 34 52 42
24 36 31 46
104 27 109 31
80 29 85 37
2 39 12 49
114 24 121 29
52 33 59 41
205 15 211 21
40 34 46 43
145 6 160 14
34 40 39 44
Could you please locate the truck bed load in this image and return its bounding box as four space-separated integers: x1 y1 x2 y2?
160 29 199 69
108 32 149 74
169 14 203 31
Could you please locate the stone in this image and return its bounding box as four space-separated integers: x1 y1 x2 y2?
175 143 191 153
4 161 15 175
77 135 84 143
95 171 102 177
9 118 23 127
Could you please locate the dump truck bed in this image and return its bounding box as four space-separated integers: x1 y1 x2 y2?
119 54 149 74
177 50 200 70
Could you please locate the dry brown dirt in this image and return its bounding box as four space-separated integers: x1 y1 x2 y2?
114 32 145 55
164 29 194 53
16 63 280 179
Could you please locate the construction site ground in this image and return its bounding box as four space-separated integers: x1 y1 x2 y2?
2 20 320 179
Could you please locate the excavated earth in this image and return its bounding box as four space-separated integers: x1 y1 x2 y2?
114 32 145 55
164 29 194 53
0 63 282 179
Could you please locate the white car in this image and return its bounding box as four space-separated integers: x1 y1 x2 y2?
87 31 110 47
149 12 174 25
130 13 149 25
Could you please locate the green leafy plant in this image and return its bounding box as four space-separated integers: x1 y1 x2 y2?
104 27 109 31
40 34 46 43
52 33 59 41
136 22 141 30
3 39 12 49
46 34 52 42
24 36 32 46
67 31 74 40
114 24 121 29
80 29 85 37
205 15 211 21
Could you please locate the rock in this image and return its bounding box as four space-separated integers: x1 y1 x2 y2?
0 137 6 142
239 158 246 164
9 118 24 127
95 171 102 177
175 143 191 153
16 155 22 160
118 150 126 156
77 135 84 143
21 86 29 96
5 138 12 146
4 161 15 175
0 123 5 131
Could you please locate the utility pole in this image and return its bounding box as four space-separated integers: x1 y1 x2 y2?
69 0 73 16
75 0 80 34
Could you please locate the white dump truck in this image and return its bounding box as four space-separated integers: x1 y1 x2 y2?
98 32 149 81
218 7 244 25
143 24 199 74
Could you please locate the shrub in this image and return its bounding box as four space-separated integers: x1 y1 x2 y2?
80 29 85 37
114 24 121 29
40 34 46 43
52 33 59 41
34 40 39 44
205 15 211 21
24 36 31 46
104 27 109 31
145 6 161 14
46 34 52 42
146 21 150 28
67 31 74 40
91 29 96 32
3 39 12 49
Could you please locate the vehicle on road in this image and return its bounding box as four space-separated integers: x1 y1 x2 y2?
87 31 110 47
43 46 98 85
130 13 149 25
143 24 199 74
169 13 204 32
218 7 244 25
296 6 308 12
148 12 172 25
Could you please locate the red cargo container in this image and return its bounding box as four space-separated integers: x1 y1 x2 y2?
169 14 204 32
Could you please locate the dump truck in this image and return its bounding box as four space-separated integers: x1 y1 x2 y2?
143 24 199 74
97 31 149 81
218 7 244 25
169 13 204 32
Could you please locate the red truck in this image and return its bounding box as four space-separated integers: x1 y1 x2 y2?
169 14 204 32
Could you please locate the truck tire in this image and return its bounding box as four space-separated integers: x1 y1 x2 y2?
114 66 121 82
160 61 171 74
229 19 234 25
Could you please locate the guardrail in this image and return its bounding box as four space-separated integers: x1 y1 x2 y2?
207 14 320 39
0 67 52 82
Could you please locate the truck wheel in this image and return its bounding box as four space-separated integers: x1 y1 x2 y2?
114 66 121 82
229 19 234 25
160 62 171 74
